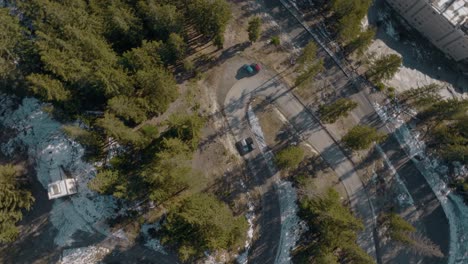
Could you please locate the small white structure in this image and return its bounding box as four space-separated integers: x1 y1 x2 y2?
48 179 78 200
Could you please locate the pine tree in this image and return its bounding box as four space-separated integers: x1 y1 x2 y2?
161 33 187 64
96 113 142 145
137 2 184 40
161 193 248 261
275 146 305 170
366 54 402 83
165 113 205 150
142 138 193 203
342 125 386 150
26 74 70 102
188 0 232 42
107 95 148 124
345 28 376 55
0 8 29 78
122 40 163 72
135 67 179 116
319 98 358 123
247 17 262 42
92 0 143 52
295 41 324 88
299 188 373 263
0 164 34 243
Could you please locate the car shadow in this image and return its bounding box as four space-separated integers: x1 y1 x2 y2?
236 66 252 80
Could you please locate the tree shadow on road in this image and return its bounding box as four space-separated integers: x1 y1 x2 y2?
248 185 281 264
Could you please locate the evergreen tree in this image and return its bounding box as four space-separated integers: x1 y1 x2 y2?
342 125 386 150
295 59 324 88
96 113 143 145
137 2 184 40
142 138 193 202
318 98 358 123
247 17 262 42
107 95 148 124
0 9 23 78
165 113 205 150
295 41 323 88
135 67 179 116
162 33 187 64
345 28 376 55
122 40 163 72
62 125 102 156
383 213 416 245
299 188 373 263
337 13 361 43
26 74 70 102
0 164 35 243
400 84 442 111
366 54 402 83
88 169 121 195
330 0 372 43
92 0 143 52
271 36 281 46
188 0 231 44
421 98 468 122
297 41 319 70
275 146 305 170
161 193 248 261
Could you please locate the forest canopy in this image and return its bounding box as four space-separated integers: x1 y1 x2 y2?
4 0 236 201
1 0 225 115
0 0 243 255
161 193 248 261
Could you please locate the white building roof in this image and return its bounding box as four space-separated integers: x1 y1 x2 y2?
432 0 468 26
48 179 78 200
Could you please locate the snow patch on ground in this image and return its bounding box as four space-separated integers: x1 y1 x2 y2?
368 40 442 90
60 246 110 264
367 39 466 100
236 184 255 264
247 105 303 264
361 15 369 30
204 252 228 264
140 222 167 255
368 9 467 100
374 101 468 264
0 95 118 247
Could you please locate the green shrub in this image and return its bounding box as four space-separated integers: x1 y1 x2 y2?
275 146 305 170
342 125 386 150
88 169 120 195
375 82 386 92
183 59 195 73
247 17 262 42
271 35 281 46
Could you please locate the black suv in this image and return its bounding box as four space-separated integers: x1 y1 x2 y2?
235 137 256 155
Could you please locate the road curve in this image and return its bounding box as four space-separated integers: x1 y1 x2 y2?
223 61 282 264
223 58 377 262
